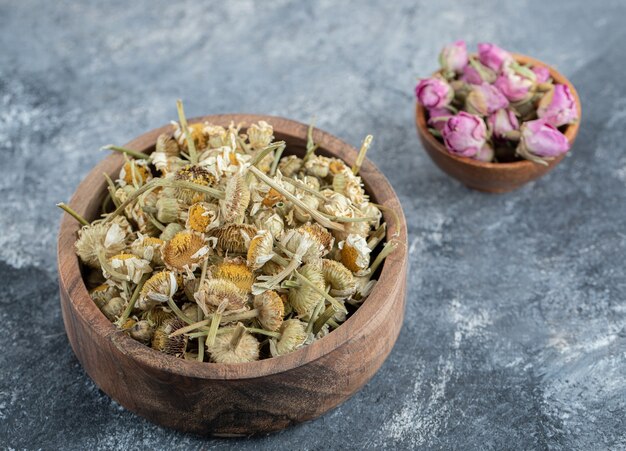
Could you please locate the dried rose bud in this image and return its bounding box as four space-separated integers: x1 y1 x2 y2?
439 40 468 76
532 65 551 84
477 42 513 72
462 56 497 85
427 107 453 132
494 65 534 102
441 112 487 158
415 77 454 109
517 119 570 162
537 84 578 127
487 108 520 140
474 143 495 163
465 83 509 116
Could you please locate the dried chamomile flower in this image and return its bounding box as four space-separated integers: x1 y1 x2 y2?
156 197 181 224
209 223 257 254
101 296 126 321
212 258 255 293
120 318 136 330
173 164 217 204
288 261 325 316
253 211 284 238
360 202 382 228
261 187 285 208
137 270 178 310
119 160 152 187
108 253 152 284
277 155 302 177
328 159 349 175
89 283 119 309
142 306 175 326
130 234 165 266
332 170 366 205
247 230 274 270
253 290 285 332
152 318 188 357
186 202 219 233
304 155 332 178
247 121 274 150
194 279 247 316
321 259 356 297
261 260 285 277
319 191 352 217
270 319 307 357
174 122 207 152
294 195 320 223
203 123 229 149
182 303 201 323
161 231 210 272
282 223 334 263
339 234 371 275
208 324 260 363
220 174 250 223
334 218 371 242
129 320 154 344
155 133 180 157
75 218 129 268
160 222 184 241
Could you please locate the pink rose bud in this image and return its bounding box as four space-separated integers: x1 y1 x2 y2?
477 43 513 72
427 107 453 132
531 65 551 84
518 119 570 162
465 83 509 116
494 65 534 102
487 108 519 139
442 112 487 158
537 84 579 127
474 143 495 162
415 77 454 109
439 40 468 75
461 57 497 85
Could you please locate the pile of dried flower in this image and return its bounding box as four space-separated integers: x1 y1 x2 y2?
58 101 398 363
416 41 579 165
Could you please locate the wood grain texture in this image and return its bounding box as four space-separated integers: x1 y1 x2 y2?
57 114 408 436
416 54 582 193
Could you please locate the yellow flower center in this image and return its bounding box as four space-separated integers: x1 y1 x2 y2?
188 203 210 232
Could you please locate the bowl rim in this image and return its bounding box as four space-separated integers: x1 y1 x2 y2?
415 53 582 170
57 113 408 381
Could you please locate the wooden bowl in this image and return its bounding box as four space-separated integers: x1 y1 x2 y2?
57 114 408 436
416 54 582 193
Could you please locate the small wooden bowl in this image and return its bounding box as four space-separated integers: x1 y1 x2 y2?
416 54 582 193
57 114 408 436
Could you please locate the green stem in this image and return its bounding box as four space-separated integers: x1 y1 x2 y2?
269 143 286 176
103 173 121 209
167 296 195 325
246 327 280 338
352 135 372 176
56 203 89 226
369 240 399 275
313 304 337 335
176 99 198 164
115 274 149 327
102 145 151 160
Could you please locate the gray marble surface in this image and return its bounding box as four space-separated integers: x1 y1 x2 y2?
1 0 625 449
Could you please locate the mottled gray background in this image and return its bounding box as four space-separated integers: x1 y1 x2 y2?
1 0 625 449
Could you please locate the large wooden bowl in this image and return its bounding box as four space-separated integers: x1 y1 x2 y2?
57 114 408 436
416 54 582 193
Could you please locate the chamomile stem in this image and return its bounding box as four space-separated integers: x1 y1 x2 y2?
294 271 348 314
249 141 285 167
196 307 205 362
370 202 401 238
116 274 149 328
102 145 151 160
282 176 327 200
103 173 121 208
167 296 195 325
249 166 344 232
352 134 372 176
246 327 280 338
188 328 234 339
367 223 387 250
306 298 326 334
313 304 338 335
304 119 317 161
103 179 162 223
176 99 198 164
56 203 89 226
269 143 286 176
146 213 165 232
96 251 130 282
369 240 399 276
205 312 223 347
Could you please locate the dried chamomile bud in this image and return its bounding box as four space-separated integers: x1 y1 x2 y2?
247 121 274 150
253 290 285 332
137 270 178 310
339 234 371 275
208 324 260 363
107 253 152 284
213 258 255 293
203 124 229 149
209 223 257 254
155 133 180 157
253 211 284 238
288 261 325 316
194 279 247 316
89 283 119 309
101 296 126 321
129 320 153 344
186 202 219 233
220 174 250 223
75 218 129 268
294 195 320 223
247 230 274 270
142 306 175 327
270 319 307 357
333 218 371 242
156 197 181 224
161 231 210 272
173 164 217 204
159 222 184 241
277 155 302 177
321 259 356 297
130 234 165 266
304 155 332 178
152 318 188 357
